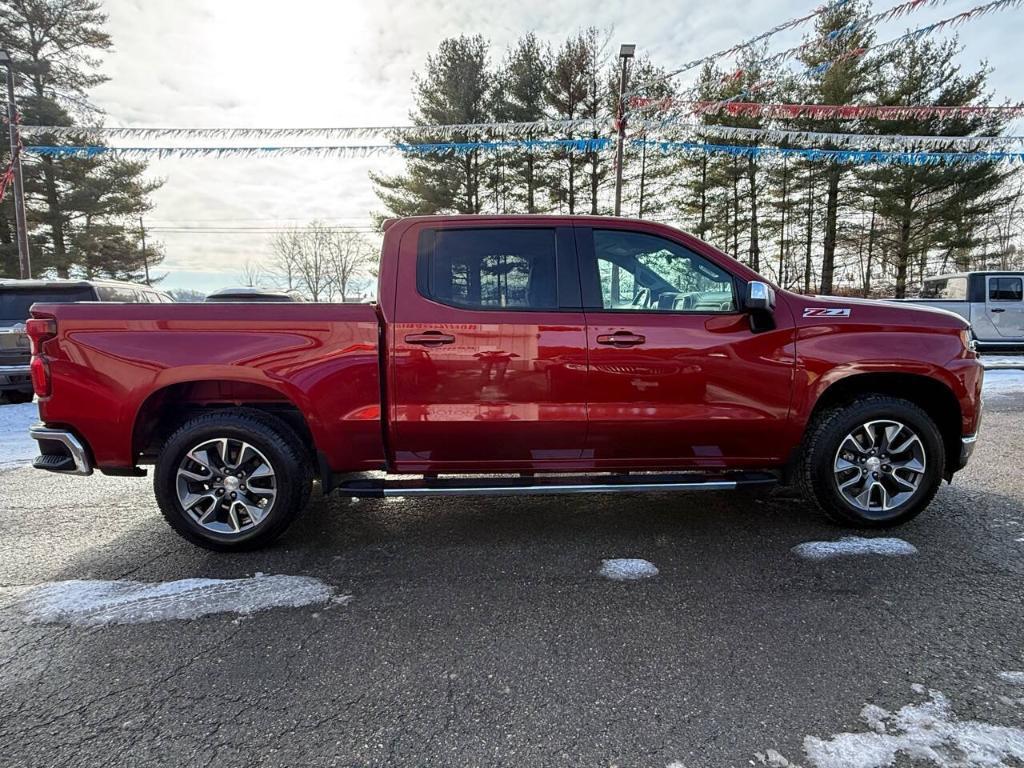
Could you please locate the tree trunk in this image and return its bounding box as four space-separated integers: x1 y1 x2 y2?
698 156 708 237
567 153 575 215
804 168 815 294
526 152 536 214
778 158 788 286
638 141 648 218
895 205 912 299
731 161 739 259
747 156 760 272
820 162 840 295
864 200 877 296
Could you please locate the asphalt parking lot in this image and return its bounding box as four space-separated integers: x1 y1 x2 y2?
1 387 1023 768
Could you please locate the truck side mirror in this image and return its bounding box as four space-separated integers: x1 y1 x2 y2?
744 281 776 313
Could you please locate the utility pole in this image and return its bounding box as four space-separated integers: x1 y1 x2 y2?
139 215 150 285
613 44 635 218
0 50 31 279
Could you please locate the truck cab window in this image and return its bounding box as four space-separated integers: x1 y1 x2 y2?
420 228 558 310
989 277 1023 302
593 230 736 312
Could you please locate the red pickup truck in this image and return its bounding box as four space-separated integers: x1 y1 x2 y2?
25 215 983 550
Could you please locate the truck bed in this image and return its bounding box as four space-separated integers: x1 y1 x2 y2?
31 302 385 472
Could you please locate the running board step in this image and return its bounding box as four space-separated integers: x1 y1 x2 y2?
338 471 778 498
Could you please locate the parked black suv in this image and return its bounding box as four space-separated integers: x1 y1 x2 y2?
0 279 172 404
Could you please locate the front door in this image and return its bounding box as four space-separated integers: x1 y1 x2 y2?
576 225 795 469
389 223 589 472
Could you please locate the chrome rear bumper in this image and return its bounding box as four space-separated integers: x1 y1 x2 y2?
29 424 93 475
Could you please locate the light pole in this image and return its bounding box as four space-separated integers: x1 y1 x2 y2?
613 44 635 218
0 49 30 279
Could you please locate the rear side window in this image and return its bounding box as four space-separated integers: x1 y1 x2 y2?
95 285 141 302
921 277 967 300
418 228 558 310
0 288 95 323
989 277 1023 302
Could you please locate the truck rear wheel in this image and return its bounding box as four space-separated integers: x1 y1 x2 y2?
154 408 313 551
799 395 945 527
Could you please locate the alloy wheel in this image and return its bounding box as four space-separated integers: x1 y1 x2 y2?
175 438 277 535
833 419 926 517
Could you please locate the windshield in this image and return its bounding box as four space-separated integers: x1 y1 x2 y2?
0 287 96 324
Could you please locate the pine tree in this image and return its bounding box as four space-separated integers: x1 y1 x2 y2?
860 37 1014 296
546 34 590 213
797 0 875 295
372 35 493 216
496 34 552 213
0 0 162 279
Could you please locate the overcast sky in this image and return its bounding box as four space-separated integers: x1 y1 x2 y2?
88 0 1024 294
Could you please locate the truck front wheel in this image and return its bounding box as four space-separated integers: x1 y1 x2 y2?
799 396 945 527
154 408 313 551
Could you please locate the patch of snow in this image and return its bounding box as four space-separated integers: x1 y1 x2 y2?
802 690 1024 768
0 401 39 470
599 558 659 581
998 671 1024 686
792 536 918 561
983 369 1024 397
980 355 1024 370
15 574 339 626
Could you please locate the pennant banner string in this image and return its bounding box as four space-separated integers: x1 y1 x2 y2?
23 137 1024 166
626 0 1022 114
635 138 1024 165
19 116 1024 150
627 0 949 98
633 120 1024 149
628 99 1024 121
18 118 607 141
746 0 1012 75
625 0 853 97
801 0 1024 77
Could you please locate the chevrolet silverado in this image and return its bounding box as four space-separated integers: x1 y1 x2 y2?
25 216 983 550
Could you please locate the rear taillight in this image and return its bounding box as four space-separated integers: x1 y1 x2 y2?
26 317 57 397
30 355 51 397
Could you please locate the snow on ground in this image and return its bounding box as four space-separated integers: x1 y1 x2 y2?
980 355 1024 369
11 574 340 626
0 401 38 470
998 671 1024 685
599 558 659 581
749 687 1024 768
803 690 1024 768
983 369 1024 398
792 536 918 561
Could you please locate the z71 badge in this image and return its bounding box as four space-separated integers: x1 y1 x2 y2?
803 307 852 318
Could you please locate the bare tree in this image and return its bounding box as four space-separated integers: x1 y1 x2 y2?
292 221 334 302
239 259 264 287
269 230 302 292
328 231 373 301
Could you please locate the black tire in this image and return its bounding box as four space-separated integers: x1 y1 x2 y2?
1 389 34 405
798 395 945 528
154 408 313 551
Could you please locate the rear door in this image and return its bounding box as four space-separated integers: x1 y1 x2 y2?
576 225 795 468
986 275 1024 338
388 223 589 472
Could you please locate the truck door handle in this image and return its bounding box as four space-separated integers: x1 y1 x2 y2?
405 331 456 346
597 332 646 347
991 308 1006 313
